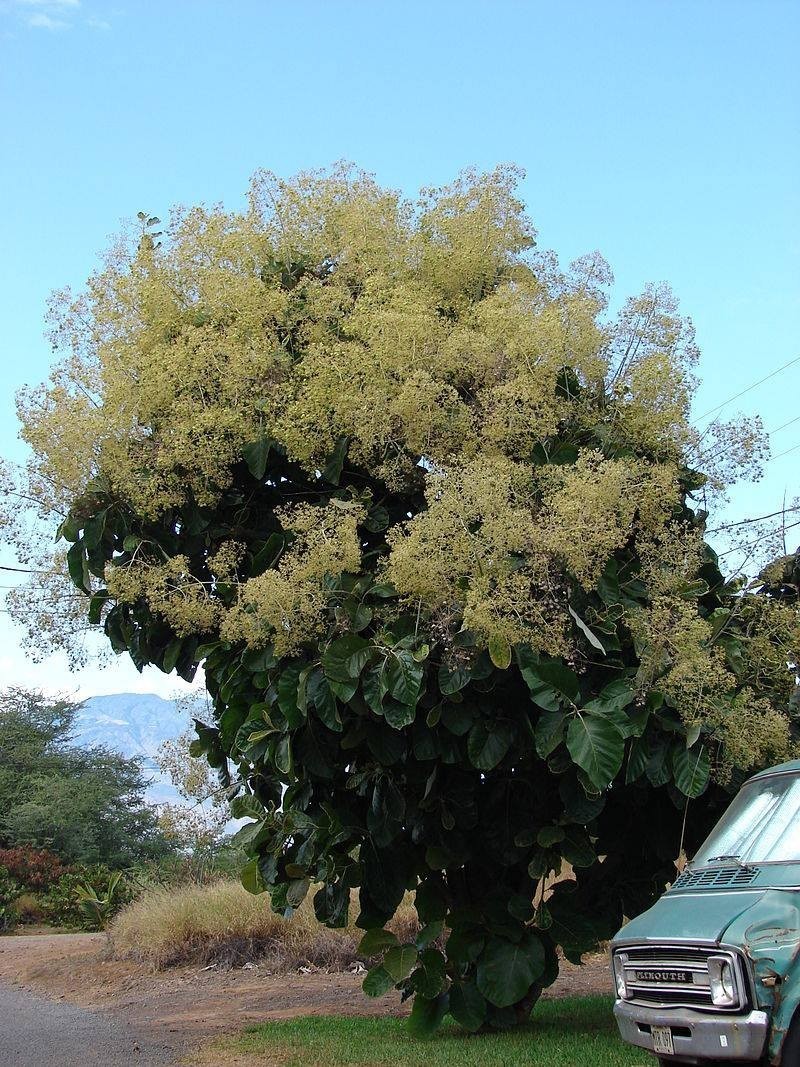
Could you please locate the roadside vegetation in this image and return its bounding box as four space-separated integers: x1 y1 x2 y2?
111 880 418 969
208 997 638 1066
0 687 178 932
0 688 172 866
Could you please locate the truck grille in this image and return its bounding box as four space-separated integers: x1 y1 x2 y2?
672 865 759 890
617 946 745 1012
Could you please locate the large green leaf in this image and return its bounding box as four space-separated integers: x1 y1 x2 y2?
313 881 350 928
444 926 485 966
467 720 514 770
362 662 389 715
409 947 447 998
83 508 107 550
536 660 580 702
672 742 710 798
385 650 424 706
440 702 475 736
239 858 263 895
581 698 633 738
308 670 342 731
566 713 625 789
520 656 579 711
367 776 405 847
598 677 635 710
383 699 417 729
476 934 544 1008
646 738 672 787
488 633 512 669
322 434 349 484
67 540 90 593
558 776 605 823
229 794 265 820
561 827 596 867
408 992 449 1037
534 710 565 758
449 981 487 1032
243 436 271 479
625 736 649 783
250 532 284 576
383 944 419 982
322 635 372 683
274 734 292 776
362 964 394 998
358 928 399 955
277 665 304 728
438 661 470 695
568 605 605 652
286 877 310 907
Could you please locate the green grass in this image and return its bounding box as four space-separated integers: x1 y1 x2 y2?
230 996 651 1066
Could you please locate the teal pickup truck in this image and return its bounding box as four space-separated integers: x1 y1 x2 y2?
611 760 800 1065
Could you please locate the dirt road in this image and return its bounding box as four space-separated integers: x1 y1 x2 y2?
0 982 174 1066
0 932 613 1061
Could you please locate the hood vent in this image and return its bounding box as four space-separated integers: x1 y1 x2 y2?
672 865 760 891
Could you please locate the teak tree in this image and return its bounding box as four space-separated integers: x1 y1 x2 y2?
5 166 800 1032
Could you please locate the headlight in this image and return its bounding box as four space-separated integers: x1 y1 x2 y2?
613 952 629 999
708 956 738 1007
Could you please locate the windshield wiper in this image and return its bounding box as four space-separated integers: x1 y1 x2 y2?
706 853 748 866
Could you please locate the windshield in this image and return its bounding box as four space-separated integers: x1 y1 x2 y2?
693 772 800 866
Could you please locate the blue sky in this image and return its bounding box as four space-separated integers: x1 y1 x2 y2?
0 0 798 697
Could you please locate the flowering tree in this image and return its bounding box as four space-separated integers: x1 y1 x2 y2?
4 166 799 1032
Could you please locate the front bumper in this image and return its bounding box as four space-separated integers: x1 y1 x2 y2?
614 1000 770 1063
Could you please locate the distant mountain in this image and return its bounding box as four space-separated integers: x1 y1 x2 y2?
73 693 185 759
71 692 188 806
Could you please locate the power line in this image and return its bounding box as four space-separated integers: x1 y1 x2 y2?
0 564 48 575
770 441 800 463
694 353 800 422
766 413 800 438
715 518 800 559
706 505 800 534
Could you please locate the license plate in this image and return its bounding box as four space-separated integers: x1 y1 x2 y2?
652 1026 675 1055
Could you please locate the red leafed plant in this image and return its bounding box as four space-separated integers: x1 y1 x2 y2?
0 846 65 890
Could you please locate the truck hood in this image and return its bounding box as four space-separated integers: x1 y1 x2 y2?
614 889 766 945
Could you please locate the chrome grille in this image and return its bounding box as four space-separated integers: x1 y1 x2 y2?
616 946 745 1012
672 865 759 890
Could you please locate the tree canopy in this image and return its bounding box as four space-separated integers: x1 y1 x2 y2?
0 688 173 868
3 165 799 1031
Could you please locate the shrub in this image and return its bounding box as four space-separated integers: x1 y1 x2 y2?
74 871 126 931
110 878 418 970
40 864 133 929
0 867 20 932
0 846 65 890
12 892 46 926
127 839 250 892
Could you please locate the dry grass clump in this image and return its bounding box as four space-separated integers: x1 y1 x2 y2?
110 879 418 970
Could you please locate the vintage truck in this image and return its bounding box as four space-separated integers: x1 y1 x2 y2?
611 759 800 1064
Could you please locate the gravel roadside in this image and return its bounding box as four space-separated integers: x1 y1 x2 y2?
0 981 176 1066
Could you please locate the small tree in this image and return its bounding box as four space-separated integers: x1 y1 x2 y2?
155 704 231 855
4 166 799 1031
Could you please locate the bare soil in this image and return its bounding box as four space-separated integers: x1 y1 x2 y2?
0 931 613 1049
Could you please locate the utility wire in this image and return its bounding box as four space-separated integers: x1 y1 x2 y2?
766 413 800 438
694 353 800 423
770 441 800 463
706 505 800 534
715 518 800 559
